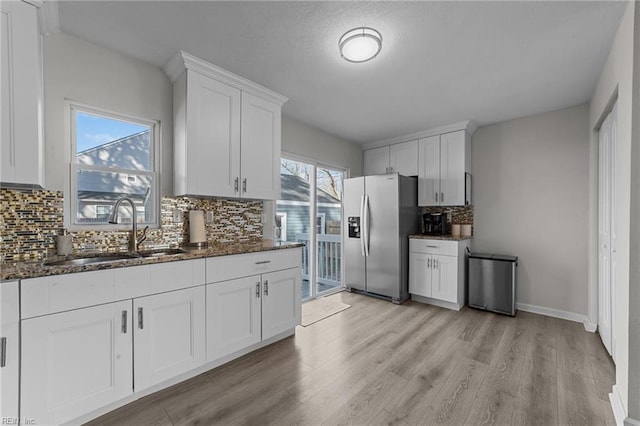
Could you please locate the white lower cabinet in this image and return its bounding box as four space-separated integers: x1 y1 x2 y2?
134 286 206 392
206 276 262 361
206 266 301 362
409 238 469 310
21 301 133 425
1 281 20 420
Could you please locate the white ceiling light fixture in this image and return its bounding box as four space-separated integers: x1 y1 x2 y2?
339 27 382 63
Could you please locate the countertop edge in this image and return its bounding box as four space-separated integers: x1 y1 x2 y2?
408 234 473 241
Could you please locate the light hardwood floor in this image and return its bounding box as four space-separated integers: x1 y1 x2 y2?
87 292 616 426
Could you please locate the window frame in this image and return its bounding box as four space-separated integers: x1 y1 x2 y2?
66 102 161 231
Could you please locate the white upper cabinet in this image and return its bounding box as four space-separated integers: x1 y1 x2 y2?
166 51 287 200
418 130 471 206
364 146 390 175
1 0 44 187
240 92 282 199
389 140 418 176
364 140 418 176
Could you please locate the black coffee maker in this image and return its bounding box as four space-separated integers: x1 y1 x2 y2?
423 213 448 235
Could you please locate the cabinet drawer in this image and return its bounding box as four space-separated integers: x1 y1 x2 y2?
206 248 301 283
409 239 458 256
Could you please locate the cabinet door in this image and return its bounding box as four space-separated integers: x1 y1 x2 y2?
418 136 440 206
261 268 301 340
408 252 431 297
431 255 458 303
21 301 133 425
389 140 418 176
134 286 206 392
206 276 262 362
364 146 390 175
185 71 241 197
0 0 43 186
439 131 466 206
1 281 19 419
240 92 281 200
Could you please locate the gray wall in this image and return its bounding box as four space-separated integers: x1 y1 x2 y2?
472 103 590 316
282 116 363 177
43 32 174 194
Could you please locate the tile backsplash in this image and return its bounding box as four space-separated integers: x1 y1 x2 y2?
0 188 263 262
421 205 474 234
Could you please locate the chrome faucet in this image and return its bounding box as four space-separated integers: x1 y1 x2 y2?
108 197 148 251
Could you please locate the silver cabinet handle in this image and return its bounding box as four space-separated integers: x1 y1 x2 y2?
264 280 269 296
434 259 438 269
121 311 127 334
234 177 239 193
0 337 6 368
427 258 431 269
242 178 247 193
255 260 271 265
138 307 144 330
441 192 444 203
426 245 439 248
256 282 261 298
435 192 438 202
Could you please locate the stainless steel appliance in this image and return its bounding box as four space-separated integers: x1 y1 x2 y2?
423 212 447 235
468 252 518 316
343 174 418 304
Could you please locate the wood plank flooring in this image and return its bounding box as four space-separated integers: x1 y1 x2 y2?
87 292 616 426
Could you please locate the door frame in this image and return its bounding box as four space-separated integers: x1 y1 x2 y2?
279 152 348 301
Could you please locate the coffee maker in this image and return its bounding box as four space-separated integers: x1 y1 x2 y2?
423 213 448 235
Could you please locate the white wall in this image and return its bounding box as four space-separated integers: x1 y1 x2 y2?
282 116 363 177
43 32 174 194
588 1 635 418
472 104 590 318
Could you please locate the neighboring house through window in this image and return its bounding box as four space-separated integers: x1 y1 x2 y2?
68 104 159 228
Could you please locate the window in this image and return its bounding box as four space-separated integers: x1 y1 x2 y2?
69 104 159 228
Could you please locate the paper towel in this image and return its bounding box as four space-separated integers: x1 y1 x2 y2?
189 210 207 244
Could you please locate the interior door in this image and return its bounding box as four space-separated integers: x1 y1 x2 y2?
21 301 133 425
134 286 206 392
418 135 440 206
365 174 400 299
343 176 366 291
598 102 617 357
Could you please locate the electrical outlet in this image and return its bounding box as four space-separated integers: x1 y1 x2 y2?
205 211 215 223
173 209 183 223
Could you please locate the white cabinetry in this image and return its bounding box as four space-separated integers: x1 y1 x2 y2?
0 0 43 187
408 238 469 310
21 301 133 425
205 249 302 362
1 281 19 420
168 52 286 200
364 140 418 176
134 286 206 392
418 130 471 206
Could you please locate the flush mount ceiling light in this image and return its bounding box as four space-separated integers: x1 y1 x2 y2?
339 27 382 63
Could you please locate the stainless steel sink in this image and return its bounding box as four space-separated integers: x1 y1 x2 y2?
44 253 141 267
138 248 187 257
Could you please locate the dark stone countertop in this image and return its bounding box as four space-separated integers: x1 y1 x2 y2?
1 239 304 282
409 234 473 241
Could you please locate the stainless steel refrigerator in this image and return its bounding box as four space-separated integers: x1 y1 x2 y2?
343 173 418 304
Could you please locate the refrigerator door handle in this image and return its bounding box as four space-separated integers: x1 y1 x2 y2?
359 195 366 257
363 194 370 257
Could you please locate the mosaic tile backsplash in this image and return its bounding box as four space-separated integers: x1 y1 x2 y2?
1 188 263 262
422 205 474 234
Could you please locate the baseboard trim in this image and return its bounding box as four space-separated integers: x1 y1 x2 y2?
610 385 627 426
624 417 640 426
515 302 594 331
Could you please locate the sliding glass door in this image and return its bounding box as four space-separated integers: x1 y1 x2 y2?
276 156 345 301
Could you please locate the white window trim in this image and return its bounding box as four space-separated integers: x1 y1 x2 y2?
65 102 161 231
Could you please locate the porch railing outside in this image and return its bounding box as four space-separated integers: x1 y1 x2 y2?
296 233 341 288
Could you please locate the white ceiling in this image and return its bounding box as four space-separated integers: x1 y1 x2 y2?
56 1 627 144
